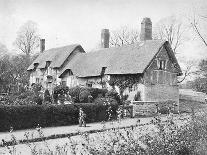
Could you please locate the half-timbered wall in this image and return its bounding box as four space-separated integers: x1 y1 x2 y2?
143 46 179 104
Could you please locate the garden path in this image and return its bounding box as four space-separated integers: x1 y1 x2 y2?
0 114 189 143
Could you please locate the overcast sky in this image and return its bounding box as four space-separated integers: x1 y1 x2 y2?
0 0 206 61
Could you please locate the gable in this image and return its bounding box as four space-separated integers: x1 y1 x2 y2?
27 44 85 71
144 42 182 75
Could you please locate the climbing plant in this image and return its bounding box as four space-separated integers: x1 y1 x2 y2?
108 74 142 103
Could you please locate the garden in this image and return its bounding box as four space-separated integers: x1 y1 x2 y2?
0 83 122 132
1 83 207 154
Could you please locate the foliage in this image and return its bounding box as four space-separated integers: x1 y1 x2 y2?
134 91 141 101
105 89 121 103
0 54 35 94
68 86 108 103
187 59 207 93
79 89 91 103
0 102 118 132
43 89 51 103
53 85 69 95
157 100 176 114
4 108 207 154
108 74 141 103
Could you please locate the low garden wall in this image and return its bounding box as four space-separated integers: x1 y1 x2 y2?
131 101 158 117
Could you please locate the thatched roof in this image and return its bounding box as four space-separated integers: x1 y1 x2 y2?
27 44 84 70
59 40 182 78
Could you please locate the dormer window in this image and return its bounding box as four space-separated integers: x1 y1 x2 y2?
158 60 166 70
46 61 51 67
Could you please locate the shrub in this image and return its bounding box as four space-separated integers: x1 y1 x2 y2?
0 102 118 132
32 83 42 95
105 89 121 103
68 86 82 103
44 89 51 103
33 95 43 105
157 100 175 114
54 85 69 95
79 90 91 103
69 86 108 103
134 91 141 101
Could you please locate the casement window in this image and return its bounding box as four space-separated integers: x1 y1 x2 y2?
36 78 40 83
158 60 166 70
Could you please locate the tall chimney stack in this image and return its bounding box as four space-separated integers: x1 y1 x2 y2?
140 18 152 41
40 39 45 53
101 29 110 48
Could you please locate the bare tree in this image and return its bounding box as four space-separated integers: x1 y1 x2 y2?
178 60 196 83
110 26 139 47
154 16 186 54
191 14 207 47
14 21 40 56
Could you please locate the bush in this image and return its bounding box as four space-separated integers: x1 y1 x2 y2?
134 91 141 101
157 100 176 114
79 90 91 103
0 102 118 132
44 89 51 103
68 86 108 103
54 85 69 95
105 89 121 103
68 86 82 103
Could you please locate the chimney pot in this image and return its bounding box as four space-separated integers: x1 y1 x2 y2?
140 17 152 41
101 29 110 48
40 39 45 53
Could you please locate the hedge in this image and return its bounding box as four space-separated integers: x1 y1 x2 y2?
0 102 118 132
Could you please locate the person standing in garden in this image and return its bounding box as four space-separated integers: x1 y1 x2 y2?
79 108 86 127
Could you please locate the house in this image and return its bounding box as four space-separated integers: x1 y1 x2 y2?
27 17 182 104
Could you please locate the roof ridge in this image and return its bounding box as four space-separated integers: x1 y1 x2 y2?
45 44 80 52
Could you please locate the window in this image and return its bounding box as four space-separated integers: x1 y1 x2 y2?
61 81 67 86
36 78 40 83
86 83 92 87
151 70 158 84
158 60 166 70
158 70 165 84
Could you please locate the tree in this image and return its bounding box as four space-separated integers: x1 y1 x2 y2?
177 60 196 83
14 21 40 56
0 43 8 58
186 59 207 93
110 26 139 47
154 16 186 54
190 14 207 47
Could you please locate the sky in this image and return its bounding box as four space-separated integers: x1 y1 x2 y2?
0 0 207 62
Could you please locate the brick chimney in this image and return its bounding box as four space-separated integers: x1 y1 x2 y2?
140 18 152 41
101 29 110 48
40 39 45 53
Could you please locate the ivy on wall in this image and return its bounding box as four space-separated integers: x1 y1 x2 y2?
108 74 142 102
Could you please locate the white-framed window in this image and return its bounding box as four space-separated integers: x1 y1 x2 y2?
158 60 166 70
